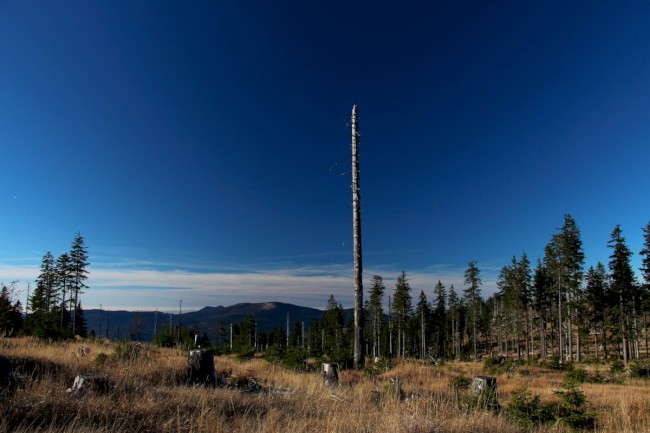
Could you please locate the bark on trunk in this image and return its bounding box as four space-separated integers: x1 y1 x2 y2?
351 104 364 370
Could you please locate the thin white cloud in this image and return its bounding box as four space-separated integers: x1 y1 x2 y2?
0 259 499 312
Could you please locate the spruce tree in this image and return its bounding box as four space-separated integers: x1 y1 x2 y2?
27 252 60 338
415 290 431 358
532 259 553 360
322 295 344 356
463 260 482 360
74 301 88 338
0 282 23 336
368 275 385 358
392 271 412 358
545 214 585 363
497 261 517 358
55 252 72 334
69 233 89 336
447 285 461 359
34 252 57 311
511 253 533 359
432 281 447 357
639 221 650 357
608 225 637 362
584 263 608 358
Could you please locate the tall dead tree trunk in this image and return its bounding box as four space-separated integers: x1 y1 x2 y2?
351 104 364 370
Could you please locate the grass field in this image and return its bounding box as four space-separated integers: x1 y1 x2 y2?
0 337 648 432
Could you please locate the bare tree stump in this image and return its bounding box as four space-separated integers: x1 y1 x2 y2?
388 376 403 400
187 349 216 387
472 375 499 410
66 373 109 394
75 346 91 361
322 362 339 386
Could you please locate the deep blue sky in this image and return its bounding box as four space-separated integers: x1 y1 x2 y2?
2 1 649 311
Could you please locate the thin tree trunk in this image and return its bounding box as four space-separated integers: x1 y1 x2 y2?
577 320 581 363
620 289 628 364
421 306 425 358
632 308 639 360
503 324 510 358
558 265 563 365
567 291 572 362
60 287 66 332
539 309 546 360
351 104 364 370
603 316 609 359
372 313 377 358
643 311 650 358
528 307 533 360
388 296 393 357
473 312 477 360
515 316 521 361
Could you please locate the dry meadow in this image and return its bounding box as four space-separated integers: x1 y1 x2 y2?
0 337 648 432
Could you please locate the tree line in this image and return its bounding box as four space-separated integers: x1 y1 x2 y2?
4 216 649 366
216 215 650 366
0 233 90 339
363 215 650 364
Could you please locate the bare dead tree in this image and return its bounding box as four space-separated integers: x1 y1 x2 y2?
351 104 364 369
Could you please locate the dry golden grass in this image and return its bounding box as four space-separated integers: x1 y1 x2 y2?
0 337 649 432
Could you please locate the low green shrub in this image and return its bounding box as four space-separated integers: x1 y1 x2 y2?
94 352 109 365
554 380 596 430
610 359 625 375
629 361 650 378
506 381 596 431
565 367 588 383
281 347 307 371
483 356 520 375
449 374 471 391
506 387 554 429
113 341 142 361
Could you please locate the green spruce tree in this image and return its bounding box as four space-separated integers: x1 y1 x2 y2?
639 221 650 357
0 282 23 336
432 281 447 357
368 275 385 358
69 233 90 336
392 271 412 358
608 225 637 363
584 263 608 358
463 261 482 360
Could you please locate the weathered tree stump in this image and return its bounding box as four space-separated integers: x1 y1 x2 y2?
322 362 339 386
75 346 91 361
187 349 216 387
472 375 499 410
387 376 403 400
66 373 110 394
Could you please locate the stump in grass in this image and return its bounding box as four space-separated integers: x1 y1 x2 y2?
67 373 110 394
387 376 403 400
187 349 216 387
472 375 499 410
322 362 339 386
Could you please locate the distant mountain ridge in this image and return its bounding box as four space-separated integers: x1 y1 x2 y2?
83 301 352 342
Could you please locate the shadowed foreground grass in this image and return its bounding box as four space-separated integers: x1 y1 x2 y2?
0 337 648 432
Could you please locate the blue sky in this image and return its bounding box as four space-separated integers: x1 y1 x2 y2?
1 1 649 311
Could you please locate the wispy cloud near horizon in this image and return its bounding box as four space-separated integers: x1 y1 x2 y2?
1 258 498 312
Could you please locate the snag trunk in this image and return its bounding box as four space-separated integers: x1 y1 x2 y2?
351 104 364 369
